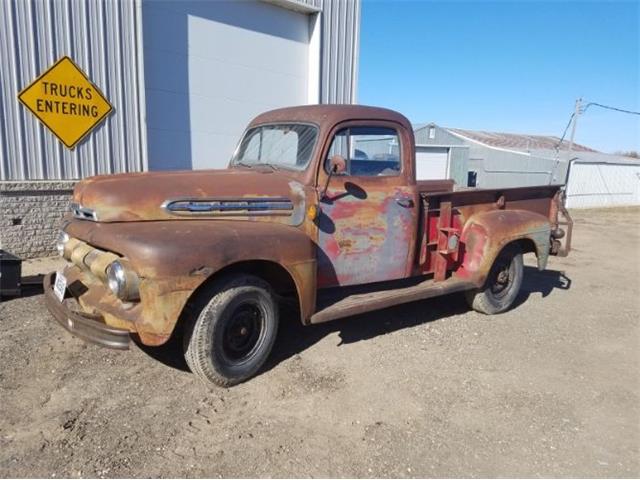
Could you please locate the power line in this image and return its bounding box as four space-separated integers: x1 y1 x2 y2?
555 111 575 151
555 100 640 151
582 102 640 116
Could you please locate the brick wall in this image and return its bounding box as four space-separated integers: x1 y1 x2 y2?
0 181 75 259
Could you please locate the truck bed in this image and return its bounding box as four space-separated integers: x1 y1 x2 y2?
311 183 571 323
416 184 566 279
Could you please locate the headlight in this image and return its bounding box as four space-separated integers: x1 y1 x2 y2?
56 231 70 257
106 260 140 301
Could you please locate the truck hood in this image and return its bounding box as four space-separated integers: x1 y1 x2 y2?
72 169 307 224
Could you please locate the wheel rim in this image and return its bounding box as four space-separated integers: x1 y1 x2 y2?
222 302 264 362
489 253 515 299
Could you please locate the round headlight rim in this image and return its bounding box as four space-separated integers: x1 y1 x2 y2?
106 260 127 299
106 259 140 302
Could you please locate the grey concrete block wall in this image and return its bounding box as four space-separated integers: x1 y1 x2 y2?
0 181 75 259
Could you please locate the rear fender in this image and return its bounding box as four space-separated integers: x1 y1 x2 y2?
454 209 551 286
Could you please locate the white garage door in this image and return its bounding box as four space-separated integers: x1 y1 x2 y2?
566 162 640 208
143 1 312 171
415 148 449 180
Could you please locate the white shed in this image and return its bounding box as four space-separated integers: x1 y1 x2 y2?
564 154 640 208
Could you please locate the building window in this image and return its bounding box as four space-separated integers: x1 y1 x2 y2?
428 126 436 140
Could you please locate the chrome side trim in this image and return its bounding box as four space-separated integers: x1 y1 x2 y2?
161 197 294 216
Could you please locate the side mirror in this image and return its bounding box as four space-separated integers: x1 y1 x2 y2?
329 155 347 174
320 155 347 200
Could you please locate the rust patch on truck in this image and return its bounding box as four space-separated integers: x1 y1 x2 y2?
317 184 414 287
454 209 552 286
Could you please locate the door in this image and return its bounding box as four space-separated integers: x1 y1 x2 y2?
316 125 416 288
415 147 449 180
143 0 311 170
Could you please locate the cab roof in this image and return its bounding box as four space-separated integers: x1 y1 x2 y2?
249 104 412 131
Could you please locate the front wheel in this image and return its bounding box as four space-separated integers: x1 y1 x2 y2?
465 243 524 314
183 274 279 387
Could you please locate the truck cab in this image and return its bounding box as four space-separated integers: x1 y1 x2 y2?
46 105 572 386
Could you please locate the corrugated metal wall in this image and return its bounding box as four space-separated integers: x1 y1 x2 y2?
267 0 361 103
319 0 360 104
468 145 563 188
565 162 640 208
448 147 469 186
0 0 146 181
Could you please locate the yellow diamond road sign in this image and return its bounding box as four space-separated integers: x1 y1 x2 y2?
18 56 113 149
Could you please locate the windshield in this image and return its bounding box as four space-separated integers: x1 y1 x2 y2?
232 123 318 171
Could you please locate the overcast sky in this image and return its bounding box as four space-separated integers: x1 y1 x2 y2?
358 0 639 154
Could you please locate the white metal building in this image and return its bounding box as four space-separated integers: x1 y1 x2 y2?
0 0 361 258
562 154 640 208
414 123 640 209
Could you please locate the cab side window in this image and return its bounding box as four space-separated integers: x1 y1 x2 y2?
325 127 401 176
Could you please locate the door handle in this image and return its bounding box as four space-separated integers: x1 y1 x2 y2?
395 196 414 208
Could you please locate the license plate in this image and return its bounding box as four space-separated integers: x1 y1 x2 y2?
53 272 67 302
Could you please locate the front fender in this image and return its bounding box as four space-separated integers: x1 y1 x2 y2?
65 219 316 344
454 209 551 286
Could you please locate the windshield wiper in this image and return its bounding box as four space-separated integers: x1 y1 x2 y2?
236 161 280 171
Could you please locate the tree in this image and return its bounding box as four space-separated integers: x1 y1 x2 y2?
614 150 639 158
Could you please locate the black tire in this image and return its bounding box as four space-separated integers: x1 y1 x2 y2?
183 274 278 387
465 243 524 315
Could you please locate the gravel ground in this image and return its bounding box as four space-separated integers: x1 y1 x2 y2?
1 207 639 478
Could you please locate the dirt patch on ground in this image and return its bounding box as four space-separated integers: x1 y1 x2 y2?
1 208 639 477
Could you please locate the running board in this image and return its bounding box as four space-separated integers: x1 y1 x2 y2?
310 277 474 324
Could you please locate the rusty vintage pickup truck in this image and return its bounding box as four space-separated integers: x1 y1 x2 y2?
46 105 572 386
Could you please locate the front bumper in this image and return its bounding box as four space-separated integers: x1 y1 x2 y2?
44 272 131 350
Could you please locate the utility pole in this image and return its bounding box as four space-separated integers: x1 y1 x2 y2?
557 97 583 189
567 97 582 158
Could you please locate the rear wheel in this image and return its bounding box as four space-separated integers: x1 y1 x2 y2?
183 274 278 386
465 243 524 314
